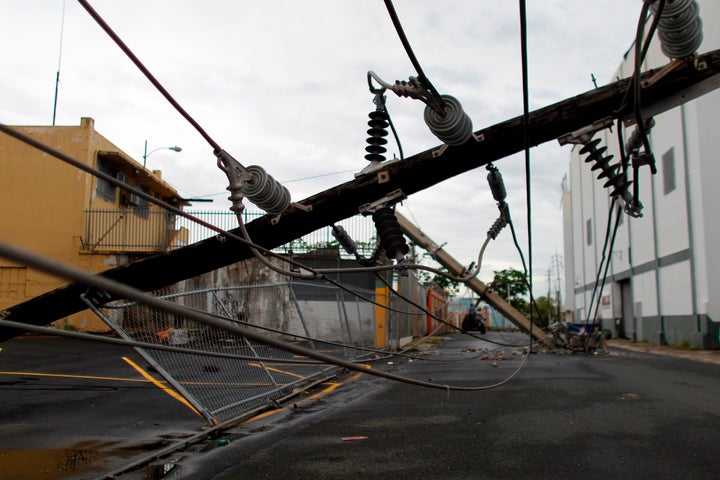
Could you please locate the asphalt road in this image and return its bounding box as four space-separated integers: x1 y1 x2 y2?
0 336 202 479
175 332 720 480
2 333 720 479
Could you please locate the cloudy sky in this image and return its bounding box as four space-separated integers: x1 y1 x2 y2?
1 0 642 298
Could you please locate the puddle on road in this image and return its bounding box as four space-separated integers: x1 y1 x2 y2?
0 440 172 480
0 447 113 479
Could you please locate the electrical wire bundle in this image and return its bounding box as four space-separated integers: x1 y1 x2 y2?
0 0 552 399
366 1 474 147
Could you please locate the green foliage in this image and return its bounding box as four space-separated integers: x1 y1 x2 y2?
417 267 460 296
490 268 529 314
532 295 555 328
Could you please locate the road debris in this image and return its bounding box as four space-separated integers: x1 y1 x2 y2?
546 322 608 354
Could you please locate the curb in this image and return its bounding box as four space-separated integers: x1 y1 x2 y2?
608 340 720 366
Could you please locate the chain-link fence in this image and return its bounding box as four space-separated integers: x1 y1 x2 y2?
91 281 378 424
177 210 379 258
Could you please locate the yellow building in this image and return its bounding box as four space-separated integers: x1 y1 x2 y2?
0 117 189 332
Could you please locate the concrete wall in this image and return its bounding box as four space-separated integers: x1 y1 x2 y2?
173 255 378 346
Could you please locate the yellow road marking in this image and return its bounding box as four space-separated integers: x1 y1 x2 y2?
248 363 305 379
240 408 283 424
121 356 202 417
241 369 367 425
0 371 152 383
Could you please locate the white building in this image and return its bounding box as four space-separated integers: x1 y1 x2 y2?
562 0 720 348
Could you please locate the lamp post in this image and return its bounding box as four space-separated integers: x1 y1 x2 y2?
143 140 182 167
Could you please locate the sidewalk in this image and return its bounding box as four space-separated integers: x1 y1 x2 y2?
608 338 720 366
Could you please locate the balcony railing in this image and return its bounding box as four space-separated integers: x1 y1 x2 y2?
82 209 186 253
83 209 378 257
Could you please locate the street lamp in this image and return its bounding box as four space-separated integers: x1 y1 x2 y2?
143 140 182 167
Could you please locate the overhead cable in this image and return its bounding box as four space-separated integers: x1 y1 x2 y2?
77 0 221 152
0 240 529 392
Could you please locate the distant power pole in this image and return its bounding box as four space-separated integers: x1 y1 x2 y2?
52 0 67 126
546 267 553 323
552 253 563 322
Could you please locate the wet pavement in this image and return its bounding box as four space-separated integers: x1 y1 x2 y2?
0 336 203 479
175 333 720 480
2 332 720 479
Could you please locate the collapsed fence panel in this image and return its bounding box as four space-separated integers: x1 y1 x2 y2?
92 281 378 424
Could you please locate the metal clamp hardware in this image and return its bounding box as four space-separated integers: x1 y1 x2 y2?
358 189 407 215
557 117 615 146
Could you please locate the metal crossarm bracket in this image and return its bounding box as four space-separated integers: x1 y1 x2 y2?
358 189 407 215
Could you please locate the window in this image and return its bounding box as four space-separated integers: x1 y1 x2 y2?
133 185 150 218
586 219 592 245
96 157 117 201
0 267 27 300
662 147 676 194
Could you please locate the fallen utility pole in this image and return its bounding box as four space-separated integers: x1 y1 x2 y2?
395 213 551 346
2 50 720 342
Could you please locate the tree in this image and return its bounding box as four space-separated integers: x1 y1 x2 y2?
533 295 555 328
490 268 529 314
417 267 460 297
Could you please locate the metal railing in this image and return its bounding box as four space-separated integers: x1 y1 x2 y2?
83 209 378 257
82 209 186 253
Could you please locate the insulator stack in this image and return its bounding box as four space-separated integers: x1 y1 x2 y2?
580 139 632 200
487 215 508 240
239 165 291 216
650 0 703 59
372 207 409 261
423 95 473 146
365 110 390 163
332 225 358 255
486 164 507 204
625 118 656 155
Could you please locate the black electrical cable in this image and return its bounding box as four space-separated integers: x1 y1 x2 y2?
616 119 630 176
0 319 323 365
617 1 663 113
518 0 534 347
220 295 505 365
1 4 534 392
633 1 654 158
384 101 405 160
77 0 221 153
585 196 618 325
0 128 478 361
0 121 510 348
373 271 532 348
382 0 445 109
591 206 623 327
0 123 431 290
507 216 543 326
641 0 665 61
181 300 448 364
0 240 529 392
0 123 467 335
0 122 313 276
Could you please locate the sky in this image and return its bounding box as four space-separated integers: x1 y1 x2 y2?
0 0 642 299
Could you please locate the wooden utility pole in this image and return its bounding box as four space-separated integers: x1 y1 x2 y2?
395 213 551 346
2 50 720 341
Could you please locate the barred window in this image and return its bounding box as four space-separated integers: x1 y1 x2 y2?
133 184 150 218
96 157 117 201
